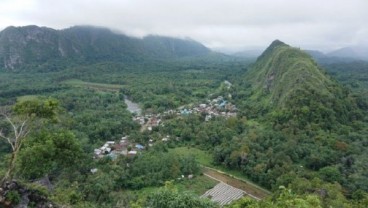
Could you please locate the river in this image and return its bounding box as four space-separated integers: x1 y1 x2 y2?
124 96 142 115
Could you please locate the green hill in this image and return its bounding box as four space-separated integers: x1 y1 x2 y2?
225 40 368 201
241 40 360 130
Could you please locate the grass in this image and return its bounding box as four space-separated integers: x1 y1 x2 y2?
169 146 213 166
126 175 218 199
175 175 218 195
17 95 39 102
63 79 124 92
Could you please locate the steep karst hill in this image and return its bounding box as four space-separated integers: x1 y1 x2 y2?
241 40 360 129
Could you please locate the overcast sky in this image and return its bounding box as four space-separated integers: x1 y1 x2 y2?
0 0 367 52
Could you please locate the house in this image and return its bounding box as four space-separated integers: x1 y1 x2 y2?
120 139 128 146
161 135 171 142
135 144 144 150
162 137 169 142
90 168 98 174
95 140 124 159
128 150 137 156
103 147 112 154
219 101 227 108
180 109 191 115
94 149 102 155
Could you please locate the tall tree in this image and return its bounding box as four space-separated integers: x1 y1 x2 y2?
0 99 58 183
0 112 29 183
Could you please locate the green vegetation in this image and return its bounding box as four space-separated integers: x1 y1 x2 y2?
221 40 368 207
236 40 360 130
145 186 218 208
169 147 213 166
63 79 124 91
227 187 323 208
18 129 83 179
169 146 270 195
5 190 21 204
175 175 218 195
126 175 217 204
1 34 368 207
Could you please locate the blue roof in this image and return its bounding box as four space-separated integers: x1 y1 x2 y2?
136 144 144 149
219 101 227 107
108 152 117 160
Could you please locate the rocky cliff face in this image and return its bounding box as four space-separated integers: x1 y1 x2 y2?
0 26 61 70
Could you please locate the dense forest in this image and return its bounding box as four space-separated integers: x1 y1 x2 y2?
1 26 368 207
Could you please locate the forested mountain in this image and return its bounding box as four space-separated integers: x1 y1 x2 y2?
0 25 211 70
241 40 360 129
225 40 368 207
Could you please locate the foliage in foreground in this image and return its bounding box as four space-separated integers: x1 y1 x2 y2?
145 184 218 208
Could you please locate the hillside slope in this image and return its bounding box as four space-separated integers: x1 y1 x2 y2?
242 40 359 129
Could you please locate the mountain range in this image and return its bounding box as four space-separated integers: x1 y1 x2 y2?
0 25 212 70
305 47 368 64
1 25 366 71
232 47 368 63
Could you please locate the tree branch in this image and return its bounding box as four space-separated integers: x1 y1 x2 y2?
7 115 20 141
0 114 29 152
0 129 15 151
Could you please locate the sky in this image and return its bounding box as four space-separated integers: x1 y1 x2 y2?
0 0 367 52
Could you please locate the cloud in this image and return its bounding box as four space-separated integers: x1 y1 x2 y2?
1 0 367 51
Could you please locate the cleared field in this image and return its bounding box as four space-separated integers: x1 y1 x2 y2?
201 182 245 205
63 79 124 92
203 167 270 200
168 146 213 166
170 147 270 200
175 175 218 196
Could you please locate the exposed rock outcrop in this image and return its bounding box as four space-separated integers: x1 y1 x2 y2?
0 180 56 208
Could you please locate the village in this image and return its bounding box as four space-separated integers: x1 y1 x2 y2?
133 95 238 132
93 95 237 160
89 86 267 205
93 136 145 160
